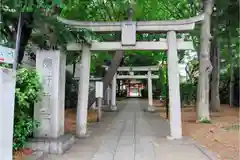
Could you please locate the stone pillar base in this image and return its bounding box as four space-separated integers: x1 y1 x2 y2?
25 151 47 160
167 135 182 140
147 106 156 112
27 134 75 154
77 131 91 139
110 105 118 111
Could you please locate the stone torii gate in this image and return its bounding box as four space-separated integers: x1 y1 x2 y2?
115 66 159 111
102 65 159 111
58 14 204 140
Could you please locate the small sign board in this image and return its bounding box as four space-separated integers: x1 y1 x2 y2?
0 45 14 64
95 81 103 98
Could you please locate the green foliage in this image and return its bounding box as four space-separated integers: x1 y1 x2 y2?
13 67 42 150
180 82 197 105
1 0 64 12
0 0 89 63
0 63 12 68
224 124 240 131
199 118 212 124
13 116 39 150
219 66 239 106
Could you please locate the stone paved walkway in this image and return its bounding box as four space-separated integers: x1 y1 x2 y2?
45 99 216 160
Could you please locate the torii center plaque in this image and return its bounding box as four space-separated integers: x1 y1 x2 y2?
121 21 136 46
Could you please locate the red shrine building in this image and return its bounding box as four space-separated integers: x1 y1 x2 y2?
125 79 144 97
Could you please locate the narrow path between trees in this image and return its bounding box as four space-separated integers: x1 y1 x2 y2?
46 99 216 160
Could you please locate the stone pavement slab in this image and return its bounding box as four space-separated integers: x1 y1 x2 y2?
45 99 217 160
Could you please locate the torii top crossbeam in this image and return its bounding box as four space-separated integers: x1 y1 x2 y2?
102 65 159 71
57 14 204 33
117 66 159 71
59 14 204 51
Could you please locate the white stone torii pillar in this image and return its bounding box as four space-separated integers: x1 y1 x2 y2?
111 73 117 110
147 70 153 111
76 44 91 137
167 31 182 140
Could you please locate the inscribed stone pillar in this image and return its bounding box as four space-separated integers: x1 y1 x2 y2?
147 71 153 106
34 50 66 138
30 50 74 154
76 44 91 137
111 73 117 110
167 31 182 139
0 68 15 160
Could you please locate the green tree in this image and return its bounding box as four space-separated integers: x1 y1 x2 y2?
0 0 88 63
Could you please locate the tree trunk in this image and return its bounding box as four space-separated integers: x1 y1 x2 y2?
210 39 220 111
17 12 34 64
196 0 213 121
103 51 124 91
88 52 124 107
72 62 76 78
88 7 133 107
228 32 234 107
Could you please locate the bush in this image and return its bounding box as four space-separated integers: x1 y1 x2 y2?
13 67 42 150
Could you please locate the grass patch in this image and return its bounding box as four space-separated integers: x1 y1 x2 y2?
224 124 240 131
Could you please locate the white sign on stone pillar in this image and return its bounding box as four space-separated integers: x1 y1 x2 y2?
95 81 103 98
91 102 96 110
34 50 66 138
111 74 117 111
0 67 15 160
95 81 103 121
